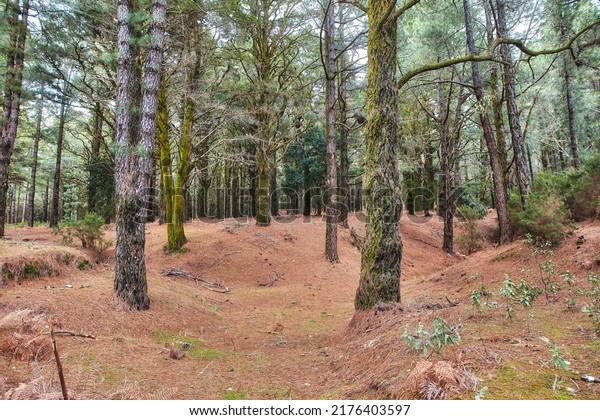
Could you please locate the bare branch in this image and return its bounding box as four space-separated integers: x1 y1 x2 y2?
398 19 600 89
391 0 422 22
338 0 367 14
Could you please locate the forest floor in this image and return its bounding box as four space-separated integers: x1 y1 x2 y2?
0 212 599 400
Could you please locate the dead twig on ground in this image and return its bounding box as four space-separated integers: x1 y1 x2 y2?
161 267 230 293
46 330 96 340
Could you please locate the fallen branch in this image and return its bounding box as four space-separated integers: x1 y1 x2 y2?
161 267 230 293
47 330 96 340
50 325 68 400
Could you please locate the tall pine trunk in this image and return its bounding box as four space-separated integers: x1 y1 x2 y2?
324 0 339 262
495 0 531 200
355 0 402 309
338 2 350 229
464 0 510 244
0 0 30 237
564 58 580 169
49 99 67 227
114 0 166 310
27 91 43 227
256 149 272 226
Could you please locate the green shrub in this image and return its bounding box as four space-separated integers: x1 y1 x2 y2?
563 157 600 221
507 159 600 243
54 213 112 254
456 205 485 255
508 188 567 244
456 188 487 219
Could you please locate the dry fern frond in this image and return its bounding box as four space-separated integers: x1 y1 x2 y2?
406 360 433 390
433 361 460 388
147 387 179 400
109 380 142 400
4 377 63 400
420 380 445 400
407 359 480 400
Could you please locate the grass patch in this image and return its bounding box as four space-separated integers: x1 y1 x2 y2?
488 363 575 400
96 364 122 385
223 390 248 400
77 259 92 270
491 249 519 263
152 329 225 361
23 263 40 279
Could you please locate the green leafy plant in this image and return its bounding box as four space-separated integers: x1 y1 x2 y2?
402 318 461 356
582 274 600 332
470 284 498 315
475 386 489 400
500 274 518 320
550 345 571 371
517 280 541 308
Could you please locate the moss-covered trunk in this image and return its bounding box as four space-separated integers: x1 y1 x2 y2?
157 83 178 251
355 0 403 309
464 0 511 244
256 150 272 226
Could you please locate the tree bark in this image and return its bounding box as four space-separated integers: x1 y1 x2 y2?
256 150 272 226
0 0 30 237
158 82 178 250
87 102 104 214
27 91 44 227
338 2 350 229
464 0 511 244
324 0 339 262
564 58 580 169
49 99 68 227
269 155 278 217
43 179 49 222
355 0 403 309
483 1 508 188
495 0 531 200
114 0 166 310
438 82 453 254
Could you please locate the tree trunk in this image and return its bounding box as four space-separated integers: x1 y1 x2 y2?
338 2 350 229
495 0 531 200
438 82 453 254
0 0 30 237
483 2 508 188
464 0 511 244
269 154 278 218
256 150 272 226
324 1 339 262
355 0 402 309
43 179 49 222
114 0 166 310
88 102 103 214
158 82 177 250
49 100 68 227
564 60 580 169
27 91 43 227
